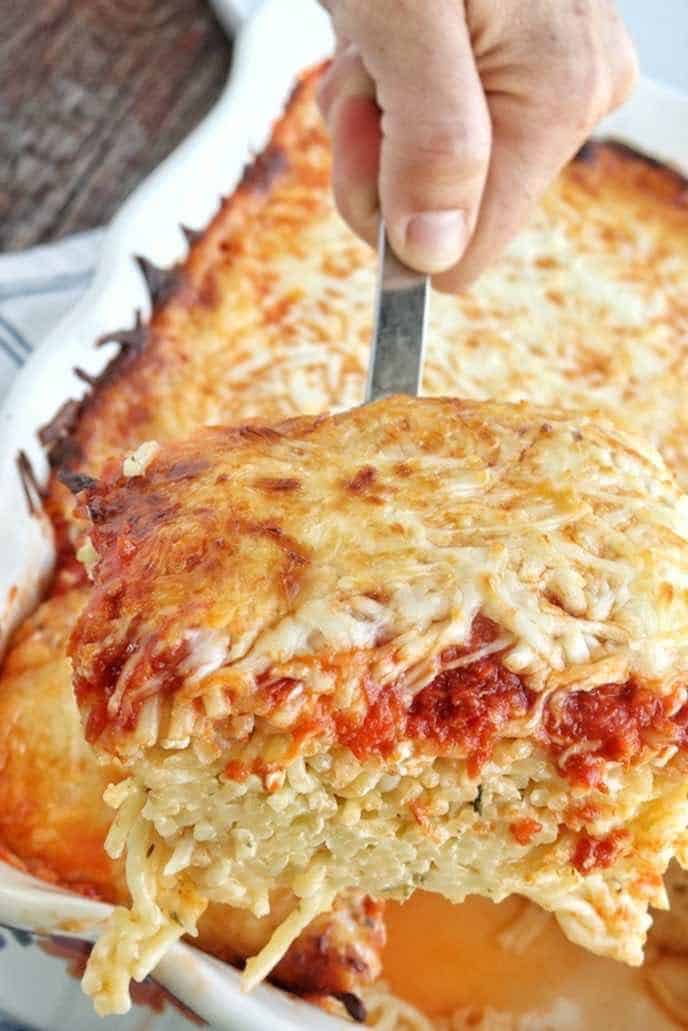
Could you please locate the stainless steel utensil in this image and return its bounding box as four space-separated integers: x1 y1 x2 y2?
365 221 430 403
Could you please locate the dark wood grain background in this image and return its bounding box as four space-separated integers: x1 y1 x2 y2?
0 0 232 251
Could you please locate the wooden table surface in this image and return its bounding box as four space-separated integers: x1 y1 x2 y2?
0 0 232 252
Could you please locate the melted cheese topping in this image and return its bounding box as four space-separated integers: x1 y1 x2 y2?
121 440 160 478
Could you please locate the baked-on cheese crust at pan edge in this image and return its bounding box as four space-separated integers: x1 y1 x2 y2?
68 395 688 1014
2 63 688 1020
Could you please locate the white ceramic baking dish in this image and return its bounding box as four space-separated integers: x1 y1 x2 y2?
1 0 688 1025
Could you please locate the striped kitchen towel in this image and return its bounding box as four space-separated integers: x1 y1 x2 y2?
0 230 103 406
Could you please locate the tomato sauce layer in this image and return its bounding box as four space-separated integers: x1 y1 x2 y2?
337 616 535 775
339 659 534 775
338 619 688 782
572 830 629 874
72 592 188 744
544 680 688 788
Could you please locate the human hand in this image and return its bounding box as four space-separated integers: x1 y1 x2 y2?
317 0 637 291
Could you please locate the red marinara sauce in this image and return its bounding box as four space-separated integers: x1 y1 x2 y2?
572 830 629 874
336 615 688 788
510 819 543 846
543 680 686 788
73 611 188 744
338 615 536 776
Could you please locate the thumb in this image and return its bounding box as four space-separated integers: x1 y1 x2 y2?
327 0 492 274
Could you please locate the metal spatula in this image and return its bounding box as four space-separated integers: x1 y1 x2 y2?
365 221 430 402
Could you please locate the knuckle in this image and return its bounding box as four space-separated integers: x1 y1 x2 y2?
610 36 640 108
561 56 604 116
543 9 639 122
539 52 609 132
396 118 492 177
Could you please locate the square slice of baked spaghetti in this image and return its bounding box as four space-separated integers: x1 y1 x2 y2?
67 395 688 1015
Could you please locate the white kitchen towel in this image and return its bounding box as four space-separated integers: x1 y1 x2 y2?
0 230 103 405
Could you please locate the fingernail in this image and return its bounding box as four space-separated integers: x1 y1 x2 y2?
400 210 467 272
